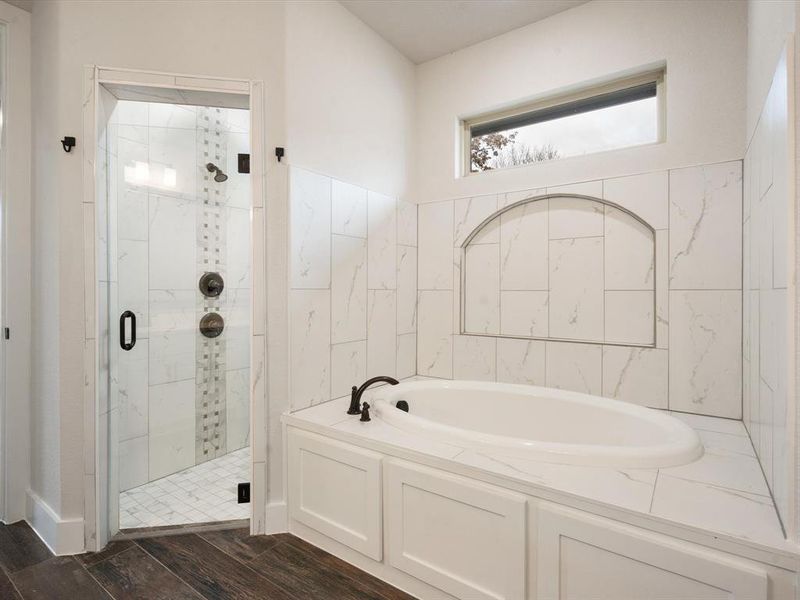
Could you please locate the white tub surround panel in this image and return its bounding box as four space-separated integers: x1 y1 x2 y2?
743 47 793 530
285 393 797 600
417 162 742 418
289 166 417 410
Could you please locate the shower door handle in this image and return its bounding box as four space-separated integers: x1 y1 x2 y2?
119 310 136 351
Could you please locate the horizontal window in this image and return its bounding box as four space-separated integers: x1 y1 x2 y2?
465 71 664 173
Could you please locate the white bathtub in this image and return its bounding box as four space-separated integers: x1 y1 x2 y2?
373 380 703 469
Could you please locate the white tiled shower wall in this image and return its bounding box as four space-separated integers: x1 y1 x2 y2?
743 50 791 525
106 100 252 491
417 162 743 420
289 166 418 410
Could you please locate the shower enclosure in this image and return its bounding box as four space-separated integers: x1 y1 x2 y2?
98 92 252 530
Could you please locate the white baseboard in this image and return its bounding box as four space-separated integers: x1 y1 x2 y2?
264 501 287 534
26 489 84 555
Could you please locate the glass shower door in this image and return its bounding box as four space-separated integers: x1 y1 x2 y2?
108 99 251 529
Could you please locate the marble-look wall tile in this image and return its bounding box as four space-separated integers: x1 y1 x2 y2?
602 346 668 408
118 239 149 330
453 335 496 381
418 201 454 289
758 288 778 390
148 289 196 386
548 197 604 239
331 180 367 238
547 180 602 198
149 195 196 290
500 187 546 209
396 333 416 379
669 162 742 289
226 368 250 451
367 290 397 378
669 290 741 417
397 245 417 335
119 436 148 492
603 171 668 229
116 101 148 126
331 340 366 400
397 200 418 247
499 200 548 290
496 338 545 386
549 237 603 341
149 103 197 129
417 290 453 378
226 207 252 289
655 230 669 348
149 127 197 199
604 206 654 290
545 341 602 395
604 291 654 346
290 167 331 289
225 288 251 371
500 291 548 337
118 339 149 441
117 189 148 242
454 194 498 246
290 289 331 409
367 191 397 290
149 378 195 480
331 235 367 344
464 244 500 334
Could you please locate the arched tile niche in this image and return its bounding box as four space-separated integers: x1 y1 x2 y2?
459 193 661 347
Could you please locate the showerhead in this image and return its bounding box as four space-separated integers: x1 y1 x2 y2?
206 162 228 183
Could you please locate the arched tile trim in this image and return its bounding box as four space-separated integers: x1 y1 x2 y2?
461 193 656 248
459 193 658 348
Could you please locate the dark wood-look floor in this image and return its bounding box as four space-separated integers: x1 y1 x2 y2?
0 521 417 600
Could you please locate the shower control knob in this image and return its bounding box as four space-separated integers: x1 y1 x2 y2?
199 312 225 338
199 272 224 298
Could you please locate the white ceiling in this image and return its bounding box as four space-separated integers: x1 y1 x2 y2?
340 0 588 64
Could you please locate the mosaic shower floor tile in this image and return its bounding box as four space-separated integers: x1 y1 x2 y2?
120 446 250 529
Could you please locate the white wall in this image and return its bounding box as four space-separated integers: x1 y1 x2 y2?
27 0 416 547
746 0 796 140
413 0 747 203
285 1 414 200
0 0 31 523
28 0 287 539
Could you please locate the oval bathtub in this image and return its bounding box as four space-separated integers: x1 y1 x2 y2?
373 380 703 469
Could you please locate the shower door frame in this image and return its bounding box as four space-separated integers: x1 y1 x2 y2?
82 65 268 551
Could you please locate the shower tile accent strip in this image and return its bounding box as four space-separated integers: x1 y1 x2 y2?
196 106 229 464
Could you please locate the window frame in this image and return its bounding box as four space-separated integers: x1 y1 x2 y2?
461 69 666 176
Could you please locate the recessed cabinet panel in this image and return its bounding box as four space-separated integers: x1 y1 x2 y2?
385 459 527 600
288 429 382 560
538 503 768 600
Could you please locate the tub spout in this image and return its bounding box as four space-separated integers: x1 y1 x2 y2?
347 375 399 414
